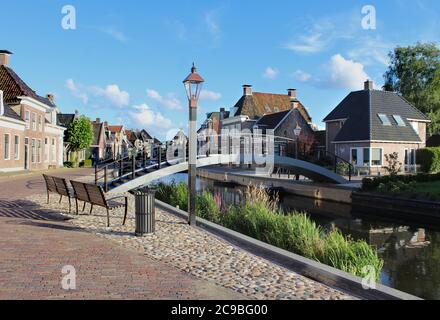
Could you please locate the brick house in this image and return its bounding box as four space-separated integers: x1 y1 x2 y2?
0 50 65 173
324 80 430 175
221 85 313 133
255 108 317 157
106 125 128 159
219 85 317 160
90 118 106 162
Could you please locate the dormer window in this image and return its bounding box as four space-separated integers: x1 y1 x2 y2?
264 105 271 113
378 114 391 126
392 115 406 126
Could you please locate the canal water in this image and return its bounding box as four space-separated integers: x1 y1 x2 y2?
154 173 440 300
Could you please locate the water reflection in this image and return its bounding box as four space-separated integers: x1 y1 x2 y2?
153 173 440 300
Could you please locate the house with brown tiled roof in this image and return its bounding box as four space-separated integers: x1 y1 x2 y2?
0 50 65 172
222 85 314 132
90 118 107 162
218 85 317 161
106 124 128 159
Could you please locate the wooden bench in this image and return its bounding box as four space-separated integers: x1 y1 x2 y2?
43 174 73 213
70 181 128 227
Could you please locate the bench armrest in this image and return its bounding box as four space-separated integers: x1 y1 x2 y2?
107 195 128 202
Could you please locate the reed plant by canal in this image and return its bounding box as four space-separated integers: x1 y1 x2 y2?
155 182 383 280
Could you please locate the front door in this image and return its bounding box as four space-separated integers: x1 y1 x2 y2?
405 149 416 173
24 138 29 170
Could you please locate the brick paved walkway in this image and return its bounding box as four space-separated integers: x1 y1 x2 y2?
0 170 244 300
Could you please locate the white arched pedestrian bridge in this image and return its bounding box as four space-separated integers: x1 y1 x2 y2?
103 153 348 195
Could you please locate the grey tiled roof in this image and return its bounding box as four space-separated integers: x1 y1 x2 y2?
323 90 429 143
256 110 290 129
3 103 23 121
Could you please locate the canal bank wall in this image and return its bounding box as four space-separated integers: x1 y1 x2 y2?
198 168 355 204
156 200 421 300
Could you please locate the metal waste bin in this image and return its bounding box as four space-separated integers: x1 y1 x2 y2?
133 187 156 236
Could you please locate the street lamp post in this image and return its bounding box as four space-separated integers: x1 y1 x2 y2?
183 64 205 226
294 123 302 181
294 123 302 159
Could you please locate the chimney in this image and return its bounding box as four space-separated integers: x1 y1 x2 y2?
0 90 4 116
0 50 12 67
46 94 55 104
96 118 101 124
287 89 297 101
364 80 374 91
243 85 253 96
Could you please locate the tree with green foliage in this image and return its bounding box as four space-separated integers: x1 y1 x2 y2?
384 43 440 135
67 116 93 165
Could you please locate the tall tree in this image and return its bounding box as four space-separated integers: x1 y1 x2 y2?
384 43 440 135
67 116 93 164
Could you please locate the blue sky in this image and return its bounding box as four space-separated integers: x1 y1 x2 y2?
1 0 439 139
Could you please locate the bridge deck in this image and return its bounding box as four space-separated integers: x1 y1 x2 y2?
107 155 347 194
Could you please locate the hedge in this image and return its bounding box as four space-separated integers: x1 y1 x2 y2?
362 172 440 191
80 159 93 168
417 147 440 173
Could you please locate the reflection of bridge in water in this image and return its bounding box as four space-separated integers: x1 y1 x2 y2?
95 135 350 194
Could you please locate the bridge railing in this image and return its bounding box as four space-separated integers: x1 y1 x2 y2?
308 149 354 181
97 133 351 191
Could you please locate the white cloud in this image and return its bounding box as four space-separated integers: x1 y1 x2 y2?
205 11 221 39
99 27 127 43
199 90 222 101
320 54 370 90
263 67 279 80
146 89 182 110
129 104 173 129
66 79 88 104
284 33 327 54
66 79 130 108
293 70 312 82
348 37 393 66
90 84 130 108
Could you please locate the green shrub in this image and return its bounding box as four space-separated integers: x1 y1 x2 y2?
155 181 188 210
158 183 383 280
336 162 350 176
223 199 383 280
63 161 74 168
417 148 440 173
362 173 440 192
196 192 221 224
80 159 93 168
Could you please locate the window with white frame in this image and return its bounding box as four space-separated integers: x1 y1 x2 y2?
363 148 370 166
411 122 419 135
4 134 10 160
378 114 391 126
52 138 56 163
371 148 383 166
25 111 30 129
32 113 36 131
44 138 49 163
392 115 406 126
37 140 42 163
38 115 43 132
31 139 36 163
351 149 358 166
14 135 19 160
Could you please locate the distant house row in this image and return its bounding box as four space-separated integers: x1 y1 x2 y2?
200 80 430 175
0 50 157 173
